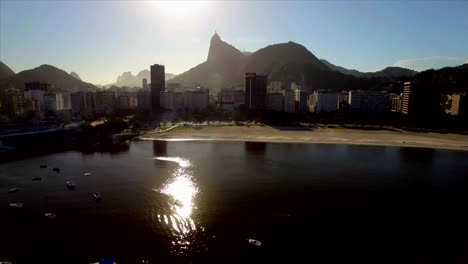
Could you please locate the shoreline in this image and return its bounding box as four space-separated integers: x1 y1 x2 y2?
140 125 468 151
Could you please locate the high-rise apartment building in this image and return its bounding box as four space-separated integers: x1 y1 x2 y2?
245 72 267 110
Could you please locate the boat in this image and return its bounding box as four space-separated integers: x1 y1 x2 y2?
44 213 56 219
66 181 76 190
9 203 23 208
93 192 102 201
53 167 60 173
84 172 92 176
32 177 42 181
8 188 19 193
247 239 262 247
40 164 47 168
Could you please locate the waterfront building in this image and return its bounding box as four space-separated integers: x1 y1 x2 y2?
245 72 267 110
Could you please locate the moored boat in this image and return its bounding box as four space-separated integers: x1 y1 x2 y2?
9 203 23 208
8 188 19 193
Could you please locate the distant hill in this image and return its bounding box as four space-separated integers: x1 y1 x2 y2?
0 64 97 92
413 64 468 94
169 33 330 91
0 61 15 80
109 70 176 88
70 72 81 81
321 59 417 78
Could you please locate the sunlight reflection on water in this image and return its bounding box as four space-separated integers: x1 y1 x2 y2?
153 156 202 254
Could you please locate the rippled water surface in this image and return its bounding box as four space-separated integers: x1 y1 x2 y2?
1 141 468 263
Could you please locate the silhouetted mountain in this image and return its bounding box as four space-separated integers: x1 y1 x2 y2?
70 72 81 81
413 64 468 94
320 59 365 77
0 61 15 80
0 64 96 92
111 70 176 88
169 34 330 91
321 59 417 78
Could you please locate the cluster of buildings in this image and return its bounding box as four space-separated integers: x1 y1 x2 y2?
1 64 466 122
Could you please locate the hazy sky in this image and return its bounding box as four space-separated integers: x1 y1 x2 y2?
1 0 467 85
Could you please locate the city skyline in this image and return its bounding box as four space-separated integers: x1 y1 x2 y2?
1 0 467 85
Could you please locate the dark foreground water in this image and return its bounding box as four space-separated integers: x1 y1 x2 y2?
1 140 468 263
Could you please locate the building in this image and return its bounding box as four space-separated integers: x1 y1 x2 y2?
2 88 24 116
311 91 339 113
23 82 50 106
245 72 267 110
391 95 402 113
402 82 441 117
283 89 296 113
118 92 137 111
142 78 148 89
267 81 282 93
167 83 182 91
95 90 117 115
151 64 165 112
267 92 283 112
23 99 41 112
338 91 349 104
219 88 245 111
137 88 151 110
160 90 175 110
62 92 72 110
451 94 468 116
291 82 301 91
295 89 309 112
71 91 95 116
44 92 64 111
184 88 209 110
349 90 391 113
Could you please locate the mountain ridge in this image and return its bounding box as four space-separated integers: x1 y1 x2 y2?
0 64 97 92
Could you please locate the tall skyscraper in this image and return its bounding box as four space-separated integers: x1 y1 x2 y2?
151 64 165 112
142 78 148 89
451 94 467 116
245 72 267 110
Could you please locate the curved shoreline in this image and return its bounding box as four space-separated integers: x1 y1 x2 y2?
140 125 468 152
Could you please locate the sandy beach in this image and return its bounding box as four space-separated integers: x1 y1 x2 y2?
141 125 468 151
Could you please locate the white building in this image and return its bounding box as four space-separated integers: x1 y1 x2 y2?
311 91 339 113
267 93 283 111
283 89 296 113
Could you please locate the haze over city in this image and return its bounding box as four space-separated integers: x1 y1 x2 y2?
1 0 467 85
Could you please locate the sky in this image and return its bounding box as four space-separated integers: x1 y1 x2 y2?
1 0 467 85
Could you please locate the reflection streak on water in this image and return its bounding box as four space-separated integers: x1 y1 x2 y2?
154 156 200 252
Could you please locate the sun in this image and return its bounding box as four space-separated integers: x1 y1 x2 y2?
152 1 209 19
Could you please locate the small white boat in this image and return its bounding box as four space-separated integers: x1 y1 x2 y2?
9 203 23 208
84 172 92 176
8 188 19 193
44 213 56 219
66 181 76 190
247 239 262 247
93 192 102 201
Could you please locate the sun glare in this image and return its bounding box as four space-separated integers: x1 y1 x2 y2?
152 1 208 19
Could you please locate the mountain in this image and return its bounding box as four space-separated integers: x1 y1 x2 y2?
0 64 97 92
111 70 176 88
0 61 15 80
320 59 365 77
169 33 330 91
321 59 417 78
70 72 81 81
